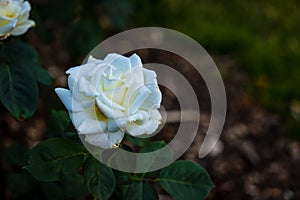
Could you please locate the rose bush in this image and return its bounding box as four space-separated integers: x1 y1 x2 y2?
2 2 215 199
0 0 35 39
55 53 162 148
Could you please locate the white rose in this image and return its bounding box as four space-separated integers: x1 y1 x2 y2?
0 0 35 39
55 53 162 149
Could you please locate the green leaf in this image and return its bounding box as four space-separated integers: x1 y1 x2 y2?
124 182 158 200
46 110 73 137
83 157 115 200
1 40 52 85
126 134 150 147
114 170 132 185
137 141 173 173
41 174 89 199
0 62 38 119
26 138 87 181
159 160 214 200
0 40 52 118
30 63 53 86
46 110 81 145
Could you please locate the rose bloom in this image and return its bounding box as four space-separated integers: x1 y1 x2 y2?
0 0 35 39
55 53 162 148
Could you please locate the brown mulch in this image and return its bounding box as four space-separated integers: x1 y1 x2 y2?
183 57 300 200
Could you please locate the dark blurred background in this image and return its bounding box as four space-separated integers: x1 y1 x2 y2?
1 0 300 199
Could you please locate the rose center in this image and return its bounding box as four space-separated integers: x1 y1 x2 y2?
5 12 16 18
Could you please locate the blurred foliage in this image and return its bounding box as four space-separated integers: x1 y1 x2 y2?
130 0 300 136
31 0 299 135
3 0 299 198
31 0 132 60
30 0 300 115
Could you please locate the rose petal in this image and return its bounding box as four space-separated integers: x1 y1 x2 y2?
141 68 162 110
128 86 151 114
129 53 143 70
67 62 99 83
87 55 101 63
128 110 149 122
78 77 99 97
141 83 162 110
97 93 125 111
0 19 17 35
77 117 107 134
104 85 127 105
84 130 124 149
122 74 146 109
20 1 31 13
103 53 131 78
66 66 80 90
96 97 125 119
143 68 158 84
17 1 30 20
102 76 121 91
107 118 119 132
114 110 149 129
54 88 73 111
11 19 34 36
126 110 161 136
55 88 86 112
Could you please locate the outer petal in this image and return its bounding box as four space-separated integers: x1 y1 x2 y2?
66 66 80 90
140 69 162 110
87 55 103 64
141 83 162 110
128 86 151 114
55 88 73 110
107 118 119 132
129 53 143 70
55 88 87 112
67 61 107 94
70 101 108 134
20 1 31 14
143 68 157 84
77 117 107 134
103 53 131 78
126 110 162 136
84 130 124 149
10 19 35 36
0 19 16 35
67 62 100 84
17 1 30 22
